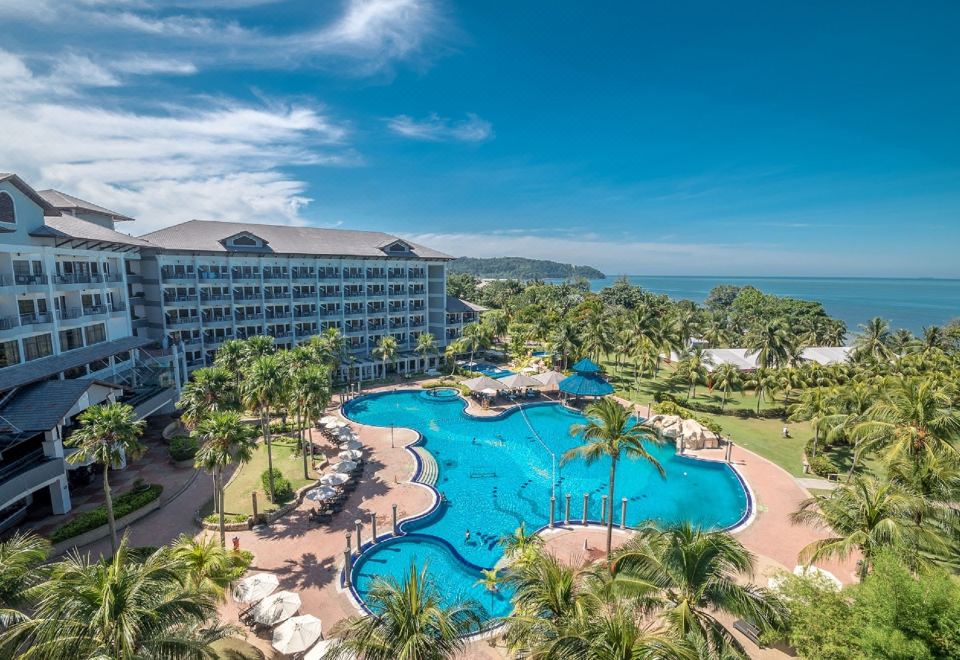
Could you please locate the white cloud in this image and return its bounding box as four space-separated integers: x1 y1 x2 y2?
110 56 198 75
49 53 122 88
0 48 351 233
387 113 493 142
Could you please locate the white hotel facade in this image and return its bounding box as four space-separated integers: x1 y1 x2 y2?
0 172 477 526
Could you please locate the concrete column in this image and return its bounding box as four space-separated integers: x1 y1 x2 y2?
50 476 71 514
345 531 352 555
549 496 556 528
600 495 607 523
620 497 627 529
564 493 571 525
392 503 398 536
42 428 64 458
343 542 353 588
370 512 378 544
251 492 258 521
582 493 589 524
355 519 363 549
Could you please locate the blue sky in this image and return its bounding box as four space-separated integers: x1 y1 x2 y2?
1 1 958 277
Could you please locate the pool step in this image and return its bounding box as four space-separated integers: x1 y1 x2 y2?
413 447 439 486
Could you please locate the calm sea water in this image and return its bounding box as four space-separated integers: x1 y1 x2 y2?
573 276 959 335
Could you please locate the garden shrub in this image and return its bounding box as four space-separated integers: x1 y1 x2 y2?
808 455 839 478
260 468 294 504
50 485 163 543
204 512 249 525
168 435 199 461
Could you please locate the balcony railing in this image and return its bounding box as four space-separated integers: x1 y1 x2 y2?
54 273 100 285
234 313 264 322
82 304 108 316
262 273 289 281
292 292 317 299
8 274 48 286
199 294 232 303
231 273 260 281
161 271 195 282
197 271 229 281
167 316 200 326
164 295 198 304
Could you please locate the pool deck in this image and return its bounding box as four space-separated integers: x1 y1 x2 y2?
213 384 856 659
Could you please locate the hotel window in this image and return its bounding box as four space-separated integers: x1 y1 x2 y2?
22 333 53 361
0 191 14 224
59 327 85 351
0 340 20 367
84 323 107 345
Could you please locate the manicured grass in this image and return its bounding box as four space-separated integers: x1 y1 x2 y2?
211 637 264 660
217 437 320 516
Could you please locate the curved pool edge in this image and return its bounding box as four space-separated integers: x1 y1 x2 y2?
337 386 756 625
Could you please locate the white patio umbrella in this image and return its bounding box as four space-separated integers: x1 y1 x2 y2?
480 387 499 397
520 366 538 373
272 614 323 655
462 375 507 392
306 486 338 502
335 425 355 436
233 572 279 604
332 460 358 472
252 590 301 626
498 372 542 389
321 472 351 486
305 638 356 660
338 449 363 461
533 370 565 389
339 439 362 450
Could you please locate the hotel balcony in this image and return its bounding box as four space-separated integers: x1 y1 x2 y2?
199 294 232 304
231 272 260 282
197 271 229 281
202 315 233 327
292 291 317 300
167 316 201 327
317 272 341 281
262 272 289 281
161 271 196 283
0 273 48 288
263 291 290 302
233 292 262 302
291 272 316 282
234 312 264 322
163 295 198 307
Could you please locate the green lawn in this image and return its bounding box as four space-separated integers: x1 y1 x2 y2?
213 437 321 517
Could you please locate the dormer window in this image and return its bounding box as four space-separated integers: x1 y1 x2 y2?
380 239 413 254
0 192 15 225
221 231 268 251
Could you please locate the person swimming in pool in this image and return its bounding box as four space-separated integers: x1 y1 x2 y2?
465 529 471 543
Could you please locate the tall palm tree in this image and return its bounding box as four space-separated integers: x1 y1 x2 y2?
65 403 145 555
326 564 480 660
0 538 228 659
482 309 509 342
791 476 946 578
444 339 465 376
242 354 283 502
170 534 248 600
610 523 788 657
212 338 246 393
498 522 544 567
578 298 615 363
193 410 257 546
710 362 742 412
176 366 231 429
461 322 492 365
290 365 330 477
373 335 399 380
242 334 275 363
746 319 794 369
550 319 580 370
414 331 438 372
677 347 711 400
855 317 893 362
0 532 50 620
746 367 780 413
300 365 332 468
788 387 833 458
565 398 665 557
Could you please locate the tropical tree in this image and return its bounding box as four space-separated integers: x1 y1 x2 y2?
291 364 331 474
0 538 229 660
565 398 665 557
64 403 145 555
482 309 509 342
176 366 232 429
788 387 833 458
855 317 893 362
193 410 257 546
414 331 438 372
444 339 465 376
549 319 580 370
499 522 545 567
578 298 615 362
373 335 399 380
0 532 50 621
610 523 788 657
242 354 284 502
212 338 246 393
710 362 742 412
746 367 780 413
461 322 492 365
241 334 275 362
325 564 480 660
746 319 794 369
170 534 249 600
677 347 711 399
791 476 948 578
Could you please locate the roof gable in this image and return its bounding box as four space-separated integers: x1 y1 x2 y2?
220 231 271 251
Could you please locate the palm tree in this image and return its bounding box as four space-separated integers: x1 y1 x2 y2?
482 309 509 342
444 339 464 376
193 410 257 546
788 387 833 458
746 319 794 369
170 534 248 600
176 366 231 429
290 364 330 477
326 563 480 660
550 319 580 370
565 398 665 557
0 532 50 620
373 335 399 380
855 317 892 362
242 354 284 502
610 523 788 657
461 322 492 365
711 362 742 412
791 476 946 578
677 347 711 400
746 367 780 413
242 334 275 362
0 538 229 659
64 403 145 555
578 299 614 363
498 522 544 566
414 332 438 372
212 338 246 393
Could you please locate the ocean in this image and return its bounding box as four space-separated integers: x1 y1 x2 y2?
568 276 960 335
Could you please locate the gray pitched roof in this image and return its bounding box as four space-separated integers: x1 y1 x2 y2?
0 380 121 433
38 189 135 222
0 336 153 391
446 296 487 313
139 220 453 259
0 173 61 215
30 215 153 248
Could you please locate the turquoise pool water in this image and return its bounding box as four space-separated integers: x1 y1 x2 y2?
466 362 514 378
343 390 749 623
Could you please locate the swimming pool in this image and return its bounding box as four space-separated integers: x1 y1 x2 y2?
465 362 514 378
343 390 749 624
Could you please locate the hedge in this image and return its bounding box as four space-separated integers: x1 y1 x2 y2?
260 468 294 504
204 512 249 525
808 455 839 478
50 484 163 543
168 435 199 462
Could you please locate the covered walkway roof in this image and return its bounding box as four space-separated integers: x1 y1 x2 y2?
0 336 153 391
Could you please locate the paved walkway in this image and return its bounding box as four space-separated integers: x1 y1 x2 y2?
795 477 839 491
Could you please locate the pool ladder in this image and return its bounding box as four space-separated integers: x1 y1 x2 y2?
413 447 439 486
